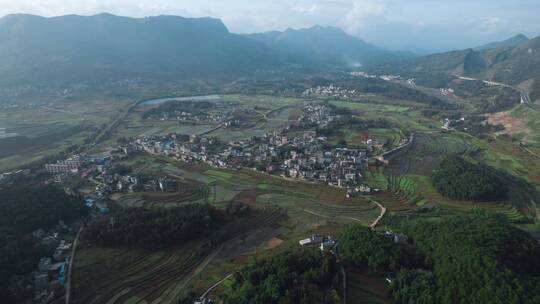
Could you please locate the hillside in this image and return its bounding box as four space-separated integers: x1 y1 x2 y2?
475 34 529 51
369 35 540 99
0 13 286 85
245 26 409 69
0 14 412 87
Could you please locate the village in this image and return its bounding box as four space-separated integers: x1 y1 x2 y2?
302 84 362 99
17 101 409 304
119 103 397 198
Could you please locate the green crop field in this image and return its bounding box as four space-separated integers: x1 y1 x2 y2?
117 155 382 230
0 98 132 170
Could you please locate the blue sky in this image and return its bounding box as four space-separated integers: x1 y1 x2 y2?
1 0 539 53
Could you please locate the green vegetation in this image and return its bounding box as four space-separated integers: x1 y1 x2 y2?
339 225 409 273
0 98 129 171
223 248 340 304
0 186 87 303
509 104 540 144
432 156 507 201
394 211 540 304
0 186 87 233
83 204 223 249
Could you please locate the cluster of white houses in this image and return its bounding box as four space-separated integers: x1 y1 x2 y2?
122 103 394 197
126 130 376 197
44 156 83 174
302 84 362 99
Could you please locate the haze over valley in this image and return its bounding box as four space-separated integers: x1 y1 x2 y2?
1 2 540 304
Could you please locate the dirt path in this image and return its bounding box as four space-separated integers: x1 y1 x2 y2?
200 273 233 300
369 200 387 229
303 209 330 218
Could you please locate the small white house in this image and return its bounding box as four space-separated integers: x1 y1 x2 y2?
299 234 323 246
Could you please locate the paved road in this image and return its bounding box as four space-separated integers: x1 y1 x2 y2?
377 133 415 159
456 75 539 112
519 90 540 112
65 225 83 304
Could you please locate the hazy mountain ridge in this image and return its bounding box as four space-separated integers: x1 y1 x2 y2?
475 34 529 51
245 26 410 68
0 14 406 86
0 13 286 85
369 34 540 98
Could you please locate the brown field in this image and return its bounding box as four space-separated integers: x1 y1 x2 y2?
487 111 530 136
73 208 287 304
347 269 391 304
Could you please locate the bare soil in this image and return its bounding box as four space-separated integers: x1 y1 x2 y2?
487 111 530 136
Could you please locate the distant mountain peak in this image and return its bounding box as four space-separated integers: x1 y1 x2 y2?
513 33 529 40
244 25 409 68
475 34 529 51
0 13 283 85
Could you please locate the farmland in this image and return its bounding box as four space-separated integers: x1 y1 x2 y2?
89 95 308 151
72 206 287 304
26 91 540 304
363 131 536 224
103 94 540 229
116 155 382 227
0 98 132 170
72 154 382 303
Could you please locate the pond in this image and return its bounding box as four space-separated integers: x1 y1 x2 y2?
139 95 221 106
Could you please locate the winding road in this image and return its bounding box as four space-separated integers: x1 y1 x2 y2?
519 90 540 112
455 75 539 112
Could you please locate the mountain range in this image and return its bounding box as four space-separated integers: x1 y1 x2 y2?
245 26 411 69
0 13 284 85
0 13 405 86
369 33 540 99
474 34 529 51
0 12 538 100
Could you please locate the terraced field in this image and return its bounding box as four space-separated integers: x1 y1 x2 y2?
376 175 424 213
362 166 389 190
256 192 379 224
376 132 531 222
73 243 210 304
73 208 287 304
141 185 210 208
386 132 473 176
346 271 390 304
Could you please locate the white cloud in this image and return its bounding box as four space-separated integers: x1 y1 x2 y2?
341 0 387 33
292 4 322 15
477 16 503 32
0 0 537 51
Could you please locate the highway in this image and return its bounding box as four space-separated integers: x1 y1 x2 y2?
519 90 540 112
456 75 539 112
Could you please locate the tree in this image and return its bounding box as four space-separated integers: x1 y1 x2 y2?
394 211 540 304
83 204 224 249
432 156 507 201
224 248 340 304
337 139 347 148
339 225 408 273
